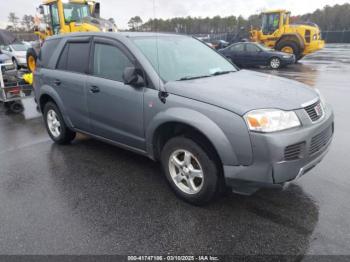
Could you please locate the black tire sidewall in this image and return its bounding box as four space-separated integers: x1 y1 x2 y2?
161 137 220 205
43 102 75 144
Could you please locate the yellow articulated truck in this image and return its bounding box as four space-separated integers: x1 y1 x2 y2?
250 10 324 60
26 0 117 72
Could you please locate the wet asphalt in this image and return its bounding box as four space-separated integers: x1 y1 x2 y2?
0 44 349 256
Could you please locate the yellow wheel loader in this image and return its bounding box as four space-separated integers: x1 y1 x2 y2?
26 0 117 73
250 10 324 61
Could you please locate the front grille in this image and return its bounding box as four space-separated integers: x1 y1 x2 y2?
309 125 333 155
304 100 324 122
284 142 305 161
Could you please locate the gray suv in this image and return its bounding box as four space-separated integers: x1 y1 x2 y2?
34 32 334 205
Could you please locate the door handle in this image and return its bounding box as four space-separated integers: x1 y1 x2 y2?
54 79 61 86
90 85 100 93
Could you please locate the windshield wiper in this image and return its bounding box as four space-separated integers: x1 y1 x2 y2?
211 70 236 76
177 70 235 81
177 75 211 81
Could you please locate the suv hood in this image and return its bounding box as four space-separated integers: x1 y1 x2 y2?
164 70 318 115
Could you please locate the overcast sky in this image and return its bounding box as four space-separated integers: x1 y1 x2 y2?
0 0 348 29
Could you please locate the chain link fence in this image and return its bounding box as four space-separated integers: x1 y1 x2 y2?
322 31 350 43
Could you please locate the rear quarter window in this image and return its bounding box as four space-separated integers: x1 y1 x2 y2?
37 39 61 68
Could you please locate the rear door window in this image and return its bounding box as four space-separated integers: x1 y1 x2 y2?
56 41 90 74
230 44 244 52
92 43 133 82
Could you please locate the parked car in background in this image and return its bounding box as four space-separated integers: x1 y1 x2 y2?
210 39 229 50
34 32 333 205
0 43 29 69
219 42 295 69
0 52 14 72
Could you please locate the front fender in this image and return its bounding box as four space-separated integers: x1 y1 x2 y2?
146 107 239 166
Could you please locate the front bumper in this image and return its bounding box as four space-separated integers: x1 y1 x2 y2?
281 55 296 66
224 103 334 194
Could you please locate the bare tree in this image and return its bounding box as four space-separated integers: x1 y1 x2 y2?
8 12 20 31
21 15 35 32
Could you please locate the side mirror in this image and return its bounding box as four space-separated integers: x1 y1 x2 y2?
38 5 44 15
122 67 145 87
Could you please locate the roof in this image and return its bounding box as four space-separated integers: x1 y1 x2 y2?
42 0 92 4
47 31 188 41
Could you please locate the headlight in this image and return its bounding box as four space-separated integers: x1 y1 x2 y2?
5 60 13 64
244 109 301 133
282 55 291 59
313 34 317 40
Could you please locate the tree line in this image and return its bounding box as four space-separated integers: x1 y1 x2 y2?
5 3 350 34
6 12 34 32
128 3 350 33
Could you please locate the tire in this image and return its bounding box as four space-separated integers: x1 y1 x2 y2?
269 57 281 69
43 102 76 144
26 48 37 72
161 136 221 205
12 58 19 70
9 101 24 113
276 41 301 60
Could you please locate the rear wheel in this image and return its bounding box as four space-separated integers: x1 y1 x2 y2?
161 137 221 205
43 102 76 144
276 41 302 61
26 48 37 72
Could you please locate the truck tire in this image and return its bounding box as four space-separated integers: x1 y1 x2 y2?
43 102 76 144
26 48 37 72
161 136 221 205
276 41 302 61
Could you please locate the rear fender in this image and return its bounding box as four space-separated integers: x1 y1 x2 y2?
38 85 74 129
276 33 305 50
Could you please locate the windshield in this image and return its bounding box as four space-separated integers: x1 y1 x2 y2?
63 3 91 23
262 13 280 35
132 36 237 82
11 44 28 51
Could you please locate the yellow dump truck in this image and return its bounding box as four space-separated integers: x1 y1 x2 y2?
250 10 324 60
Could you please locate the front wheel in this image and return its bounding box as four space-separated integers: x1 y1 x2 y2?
43 102 76 144
269 57 281 69
161 137 221 205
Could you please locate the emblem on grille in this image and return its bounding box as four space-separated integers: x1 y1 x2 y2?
314 103 322 117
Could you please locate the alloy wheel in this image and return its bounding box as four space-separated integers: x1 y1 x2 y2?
47 109 61 138
168 149 204 194
270 58 281 69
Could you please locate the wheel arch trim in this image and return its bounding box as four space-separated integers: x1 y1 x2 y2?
38 85 74 129
146 107 239 166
